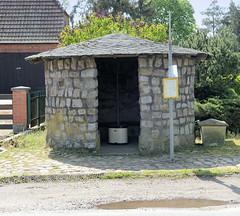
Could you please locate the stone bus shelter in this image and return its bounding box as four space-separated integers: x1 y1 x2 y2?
26 33 209 155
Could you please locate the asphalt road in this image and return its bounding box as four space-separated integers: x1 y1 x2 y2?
1 177 240 215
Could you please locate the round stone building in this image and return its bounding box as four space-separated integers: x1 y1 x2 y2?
26 33 209 155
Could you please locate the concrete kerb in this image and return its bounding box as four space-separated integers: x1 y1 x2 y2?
1 169 240 185
0 173 106 184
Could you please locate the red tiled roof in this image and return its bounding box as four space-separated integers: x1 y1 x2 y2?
0 0 67 43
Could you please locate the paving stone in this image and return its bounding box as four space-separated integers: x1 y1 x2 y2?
0 148 239 177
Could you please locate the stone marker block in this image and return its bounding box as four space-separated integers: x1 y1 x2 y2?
198 118 228 146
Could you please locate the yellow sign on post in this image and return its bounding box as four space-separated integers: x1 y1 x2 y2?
163 78 179 99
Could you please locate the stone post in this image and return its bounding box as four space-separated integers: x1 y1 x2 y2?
11 86 31 134
198 118 228 146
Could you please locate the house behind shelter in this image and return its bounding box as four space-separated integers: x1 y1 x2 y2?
0 0 69 93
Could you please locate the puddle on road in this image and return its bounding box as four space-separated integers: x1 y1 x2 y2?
97 199 239 210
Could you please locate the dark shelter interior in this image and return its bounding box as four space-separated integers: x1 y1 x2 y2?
95 57 140 143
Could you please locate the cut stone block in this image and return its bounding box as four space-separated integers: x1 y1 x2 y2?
198 118 228 146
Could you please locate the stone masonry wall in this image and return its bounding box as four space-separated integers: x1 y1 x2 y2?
138 55 195 155
44 54 195 154
44 57 99 153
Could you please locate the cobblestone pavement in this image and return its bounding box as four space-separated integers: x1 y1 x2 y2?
0 146 240 177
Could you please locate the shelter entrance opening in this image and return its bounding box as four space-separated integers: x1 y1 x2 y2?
96 57 140 153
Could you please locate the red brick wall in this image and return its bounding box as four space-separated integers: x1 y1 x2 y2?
12 89 29 125
0 43 58 53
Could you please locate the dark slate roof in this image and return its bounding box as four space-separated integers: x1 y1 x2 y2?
26 33 210 63
0 0 66 43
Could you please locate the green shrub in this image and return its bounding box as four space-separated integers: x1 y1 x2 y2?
221 99 240 134
235 75 240 95
58 12 167 47
195 98 222 120
195 97 240 134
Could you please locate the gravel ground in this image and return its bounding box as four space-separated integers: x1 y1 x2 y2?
0 119 13 140
0 176 240 212
0 129 12 140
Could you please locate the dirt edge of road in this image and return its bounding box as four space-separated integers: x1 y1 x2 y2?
0 172 240 184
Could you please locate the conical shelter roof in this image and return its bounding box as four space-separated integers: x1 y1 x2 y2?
26 33 210 63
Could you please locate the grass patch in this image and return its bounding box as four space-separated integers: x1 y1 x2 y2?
1 129 240 161
103 172 138 179
1 128 46 150
232 138 240 146
101 168 240 180
0 128 49 160
1 125 240 158
174 137 240 157
14 129 46 150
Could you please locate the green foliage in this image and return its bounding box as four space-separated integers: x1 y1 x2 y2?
235 75 240 95
201 0 223 35
1 129 46 150
69 0 154 26
87 0 136 17
58 12 167 47
195 97 240 133
134 0 154 22
194 99 222 120
13 130 46 149
180 27 240 100
221 1 240 43
101 168 240 180
152 0 196 43
182 26 240 133
226 131 240 139
103 172 138 179
221 99 240 133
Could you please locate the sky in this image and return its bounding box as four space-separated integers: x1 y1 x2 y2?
67 0 240 27
188 0 240 28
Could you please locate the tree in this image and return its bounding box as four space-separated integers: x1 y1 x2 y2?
221 1 236 26
201 0 223 35
152 0 196 43
180 27 240 133
68 0 87 27
58 12 167 47
221 1 240 43
180 27 239 100
133 0 154 22
86 0 136 17
59 0 70 11
235 75 240 95
69 0 153 27
85 0 154 21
